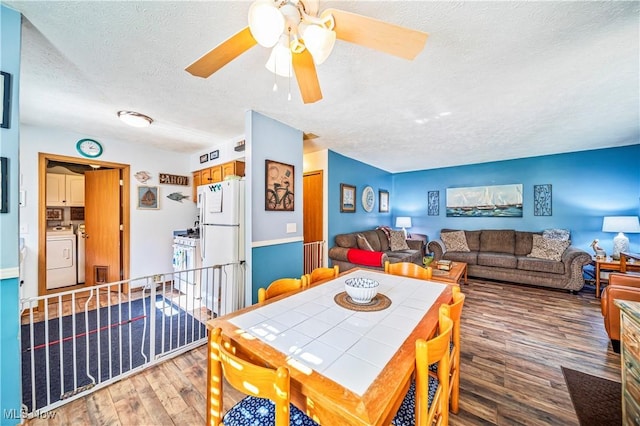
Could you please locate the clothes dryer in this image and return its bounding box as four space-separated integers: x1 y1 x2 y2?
46 226 77 289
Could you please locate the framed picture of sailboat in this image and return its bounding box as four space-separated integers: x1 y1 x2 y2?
446 184 523 217
137 186 159 209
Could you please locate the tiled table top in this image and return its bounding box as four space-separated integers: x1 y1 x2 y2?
229 270 447 395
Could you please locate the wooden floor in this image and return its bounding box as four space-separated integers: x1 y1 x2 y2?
26 278 620 425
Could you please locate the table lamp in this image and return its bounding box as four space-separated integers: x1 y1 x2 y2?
602 216 640 260
395 216 412 239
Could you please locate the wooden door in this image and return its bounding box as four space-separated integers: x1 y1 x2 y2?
84 169 121 286
192 171 201 203
303 170 323 243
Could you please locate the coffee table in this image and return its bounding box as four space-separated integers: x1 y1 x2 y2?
430 261 468 285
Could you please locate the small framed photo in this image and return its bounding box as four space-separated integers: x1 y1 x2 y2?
199 153 209 164
1 71 11 129
379 190 389 213
210 150 219 160
137 186 159 209
340 183 356 213
46 208 63 220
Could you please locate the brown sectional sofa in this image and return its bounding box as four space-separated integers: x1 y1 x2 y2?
329 229 424 272
428 229 591 292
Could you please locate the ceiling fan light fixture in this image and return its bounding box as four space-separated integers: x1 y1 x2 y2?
265 37 293 77
248 0 285 48
300 23 336 64
117 110 153 128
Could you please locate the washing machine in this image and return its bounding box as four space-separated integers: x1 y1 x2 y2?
46 226 77 289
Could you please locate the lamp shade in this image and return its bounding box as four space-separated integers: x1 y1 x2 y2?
248 0 285 48
265 37 292 77
602 216 640 233
395 217 412 229
300 23 336 64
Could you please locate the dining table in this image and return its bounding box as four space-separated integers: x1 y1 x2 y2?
206 268 454 426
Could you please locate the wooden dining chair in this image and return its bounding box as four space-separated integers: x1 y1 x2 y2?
392 307 453 426
430 285 465 413
258 278 303 303
385 261 432 280
208 327 319 426
303 265 340 287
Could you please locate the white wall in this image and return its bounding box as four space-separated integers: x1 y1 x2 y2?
19 124 197 297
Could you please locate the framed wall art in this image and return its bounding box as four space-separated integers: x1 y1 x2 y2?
379 189 389 213
340 183 356 213
137 186 159 209
265 159 294 211
1 72 11 129
210 150 219 160
533 184 552 216
199 153 209 164
428 190 439 216
46 208 63 221
446 184 523 217
0 157 7 213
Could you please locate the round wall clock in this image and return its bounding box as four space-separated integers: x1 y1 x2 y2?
76 138 103 158
362 186 375 212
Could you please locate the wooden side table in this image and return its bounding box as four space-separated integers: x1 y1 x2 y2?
593 256 640 297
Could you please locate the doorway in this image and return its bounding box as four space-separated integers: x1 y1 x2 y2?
38 153 130 297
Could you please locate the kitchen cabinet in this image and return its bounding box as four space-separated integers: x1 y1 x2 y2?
192 160 245 203
46 173 85 207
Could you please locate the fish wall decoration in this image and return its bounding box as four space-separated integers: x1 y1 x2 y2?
167 192 189 203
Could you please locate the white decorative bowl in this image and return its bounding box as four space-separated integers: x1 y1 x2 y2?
344 277 379 304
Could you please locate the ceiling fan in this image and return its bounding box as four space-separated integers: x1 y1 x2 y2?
185 0 428 104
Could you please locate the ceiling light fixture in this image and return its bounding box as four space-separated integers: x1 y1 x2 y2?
117 110 153 128
249 0 337 72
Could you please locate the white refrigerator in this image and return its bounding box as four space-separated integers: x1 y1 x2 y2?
198 179 245 316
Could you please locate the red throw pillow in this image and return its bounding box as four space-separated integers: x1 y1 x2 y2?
347 248 383 267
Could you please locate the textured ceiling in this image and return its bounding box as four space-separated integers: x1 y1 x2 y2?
4 1 639 173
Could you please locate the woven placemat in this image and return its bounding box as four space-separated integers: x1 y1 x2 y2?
334 292 392 312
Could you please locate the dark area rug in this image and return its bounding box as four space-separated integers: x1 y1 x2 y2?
21 295 206 413
562 366 622 426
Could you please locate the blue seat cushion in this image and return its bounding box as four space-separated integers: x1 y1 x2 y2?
391 376 439 426
223 395 319 426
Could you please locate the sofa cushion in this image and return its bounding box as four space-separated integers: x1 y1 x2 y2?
478 252 518 269
443 251 478 265
517 256 565 274
442 229 480 251
335 233 357 248
527 234 570 261
347 248 384 267
390 230 410 251
480 230 515 254
440 231 470 252
543 228 570 241
361 230 385 251
356 234 374 251
515 231 536 256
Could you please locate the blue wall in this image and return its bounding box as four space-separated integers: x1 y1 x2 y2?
392 145 640 254
0 4 22 422
327 150 393 246
247 111 304 302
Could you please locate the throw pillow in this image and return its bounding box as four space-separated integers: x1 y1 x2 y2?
356 233 374 251
527 234 570 261
542 228 570 241
389 230 410 251
440 230 470 252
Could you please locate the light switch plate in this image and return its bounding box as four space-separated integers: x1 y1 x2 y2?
286 223 296 233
